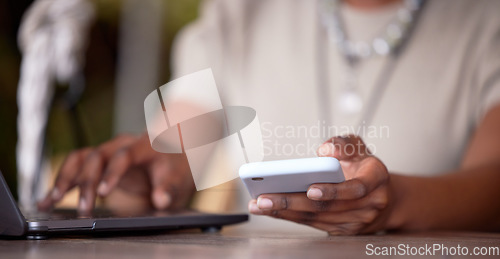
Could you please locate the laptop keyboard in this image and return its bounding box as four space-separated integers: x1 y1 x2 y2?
24 209 115 221
23 208 197 221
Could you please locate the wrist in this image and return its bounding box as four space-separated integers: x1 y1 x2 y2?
384 174 408 230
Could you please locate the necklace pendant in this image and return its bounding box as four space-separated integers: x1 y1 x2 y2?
338 89 363 114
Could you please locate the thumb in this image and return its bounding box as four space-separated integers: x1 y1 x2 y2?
149 163 175 210
317 135 371 161
148 155 189 210
148 153 195 210
152 187 172 211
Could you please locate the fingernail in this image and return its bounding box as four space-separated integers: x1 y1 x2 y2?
249 201 262 214
97 182 108 196
79 196 87 212
51 188 61 200
318 143 334 156
153 191 171 210
257 198 273 210
307 188 323 199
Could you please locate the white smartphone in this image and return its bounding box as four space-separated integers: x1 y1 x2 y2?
239 157 345 199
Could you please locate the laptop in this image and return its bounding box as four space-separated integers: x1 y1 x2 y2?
0 171 248 239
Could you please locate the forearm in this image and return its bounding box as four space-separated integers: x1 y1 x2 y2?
386 163 500 232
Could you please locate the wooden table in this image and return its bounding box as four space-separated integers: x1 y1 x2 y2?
1 225 499 258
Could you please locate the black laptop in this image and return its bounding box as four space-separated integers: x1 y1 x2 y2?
0 171 248 239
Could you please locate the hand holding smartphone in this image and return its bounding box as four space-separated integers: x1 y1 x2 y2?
239 157 345 199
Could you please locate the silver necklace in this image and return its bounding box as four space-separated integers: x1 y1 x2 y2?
318 0 424 115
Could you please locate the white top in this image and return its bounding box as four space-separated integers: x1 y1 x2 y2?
171 0 500 231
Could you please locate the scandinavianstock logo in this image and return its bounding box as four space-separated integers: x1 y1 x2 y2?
144 69 264 190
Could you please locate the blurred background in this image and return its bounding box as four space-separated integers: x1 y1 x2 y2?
0 0 201 201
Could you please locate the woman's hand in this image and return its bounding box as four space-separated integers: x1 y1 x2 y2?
248 135 392 235
38 133 195 214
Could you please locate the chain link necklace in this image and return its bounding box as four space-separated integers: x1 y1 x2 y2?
318 0 425 115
